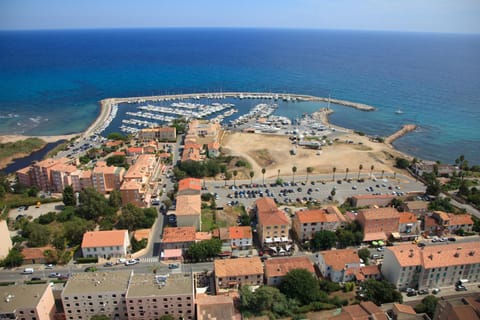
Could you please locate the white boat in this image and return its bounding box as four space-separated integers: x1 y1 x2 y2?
395 108 403 114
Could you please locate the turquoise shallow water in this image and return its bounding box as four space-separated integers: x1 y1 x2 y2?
0 28 479 163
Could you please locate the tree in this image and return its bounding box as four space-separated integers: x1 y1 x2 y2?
62 185 75 206
395 157 410 169
249 171 254 185
108 190 122 210
224 171 232 186
262 168 266 185
24 223 50 247
0 248 24 268
106 132 126 141
63 217 95 246
292 166 297 183
358 248 370 264
277 169 281 181
332 166 336 182
279 268 321 304
344 168 349 180
426 179 441 196
361 279 403 305
370 165 375 179
381 169 385 179
311 230 337 250
239 285 291 319
233 170 238 186
358 164 363 180
414 295 439 318
306 167 314 182
186 238 222 262
76 187 114 221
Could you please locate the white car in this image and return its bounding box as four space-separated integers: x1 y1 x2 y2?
124 259 139 266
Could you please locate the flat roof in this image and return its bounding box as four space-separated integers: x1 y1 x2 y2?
0 284 48 313
126 273 193 298
62 270 132 296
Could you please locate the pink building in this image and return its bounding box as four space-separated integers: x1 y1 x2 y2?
0 283 55 320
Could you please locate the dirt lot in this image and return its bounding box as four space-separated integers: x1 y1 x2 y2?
221 131 407 180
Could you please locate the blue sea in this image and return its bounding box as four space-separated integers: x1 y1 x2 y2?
0 28 479 164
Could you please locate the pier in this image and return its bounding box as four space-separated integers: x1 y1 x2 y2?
385 124 417 145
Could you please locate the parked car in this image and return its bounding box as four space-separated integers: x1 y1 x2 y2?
48 272 60 278
448 237 456 242
432 288 441 294
418 289 429 295
45 264 54 269
455 285 467 291
168 263 180 269
407 290 417 297
104 262 114 267
125 259 139 266
31 277 42 281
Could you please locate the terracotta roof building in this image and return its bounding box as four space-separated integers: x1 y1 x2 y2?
382 241 480 291
292 206 346 242
21 247 51 265
264 256 316 286
350 194 396 208
331 301 387 320
425 211 474 236
398 212 421 237
175 194 202 230
138 126 177 142
255 197 291 253
196 295 236 320
177 178 202 195
214 257 263 292
227 226 253 250
401 201 429 216
81 230 130 258
316 249 361 283
357 207 400 241
92 161 125 195
161 227 196 253
433 293 480 320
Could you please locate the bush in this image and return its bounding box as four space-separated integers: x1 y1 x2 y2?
75 257 99 264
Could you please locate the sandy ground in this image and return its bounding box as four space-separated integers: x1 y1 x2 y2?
0 134 79 144
221 131 408 179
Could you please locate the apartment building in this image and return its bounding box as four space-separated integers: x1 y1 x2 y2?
126 273 194 320
61 270 132 320
264 256 316 286
120 180 144 207
70 169 93 192
138 126 176 142
382 241 480 291
357 207 400 242
92 161 125 195
161 227 196 253
81 230 130 259
292 206 346 242
123 154 156 185
50 163 78 192
214 257 264 292
350 194 396 208
424 211 474 236
0 284 55 320
175 194 202 231
316 249 361 283
255 197 291 253
16 157 74 191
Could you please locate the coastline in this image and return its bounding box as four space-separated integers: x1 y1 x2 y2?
385 124 417 147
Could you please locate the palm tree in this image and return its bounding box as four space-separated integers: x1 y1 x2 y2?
393 171 397 179
292 166 297 183
262 168 266 185
233 170 238 186
277 169 281 181
381 169 385 179
332 166 337 182
249 171 254 185
370 165 375 179
345 168 350 180
224 171 232 186
306 167 314 182
358 164 363 181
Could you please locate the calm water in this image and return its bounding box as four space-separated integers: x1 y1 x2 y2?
0 28 479 163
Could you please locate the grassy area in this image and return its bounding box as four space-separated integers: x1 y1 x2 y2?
0 138 46 160
201 207 217 232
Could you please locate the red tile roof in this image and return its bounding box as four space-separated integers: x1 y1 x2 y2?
22 247 51 260
319 249 360 272
228 226 252 240
81 230 128 248
264 256 315 278
258 210 289 226
162 227 196 243
214 257 263 277
448 213 474 226
178 178 202 191
399 212 417 224
359 207 400 220
255 197 278 214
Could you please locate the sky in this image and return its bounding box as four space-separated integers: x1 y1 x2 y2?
1 0 480 34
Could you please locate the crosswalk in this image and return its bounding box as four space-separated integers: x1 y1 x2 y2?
139 257 159 263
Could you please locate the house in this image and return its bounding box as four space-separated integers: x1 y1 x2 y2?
357 207 400 242
292 206 346 242
62 270 132 320
264 256 315 286
255 197 291 254
412 161 457 176
401 201 429 216
382 241 480 291
81 230 130 259
424 211 474 236
350 194 396 208
355 265 382 282
175 194 202 231
316 249 361 283
177 178 202 195
214 257 264 292
126 273 194 320
126 147 144 157
207 141 220 158
330 301 387 320
161 227 196 253
0 220 12 259
228 226 253 250
391 303 428 320
0 284 55 320
196 295 236 320
182 143 203 162
21 247 50 265
393 212 421 241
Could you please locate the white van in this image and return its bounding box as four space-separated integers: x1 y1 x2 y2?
22 268 34 274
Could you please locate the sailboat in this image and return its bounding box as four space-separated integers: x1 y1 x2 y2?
395 108 403 115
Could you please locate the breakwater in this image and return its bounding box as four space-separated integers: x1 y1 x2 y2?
385 124 417 145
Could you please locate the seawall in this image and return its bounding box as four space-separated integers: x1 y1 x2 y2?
385 124 417 145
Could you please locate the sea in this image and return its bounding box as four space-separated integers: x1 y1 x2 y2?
0 28 479 164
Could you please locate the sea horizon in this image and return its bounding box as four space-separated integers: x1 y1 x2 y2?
0 28 479 164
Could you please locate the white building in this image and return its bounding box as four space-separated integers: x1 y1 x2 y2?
81 230 130 259
316 249 361 283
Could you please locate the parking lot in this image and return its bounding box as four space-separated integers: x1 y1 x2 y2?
204 173 425 210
